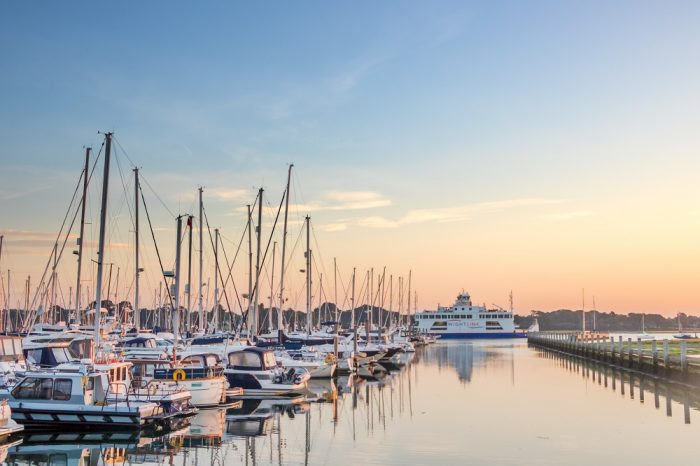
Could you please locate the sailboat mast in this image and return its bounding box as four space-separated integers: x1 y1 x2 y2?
351 267 356 329
133 167 140 330
198 187 204 332
93 132 112 354
334 257 338 332
389 274 393 330
75 148 90 324
269 241 276 331
173 215 183 350
305 216 311 335
582 288 586 333
186 215 193 331
253 187 263 336
407 270 412 327
278 164 293 338
247 205 253 335
213 228 220 331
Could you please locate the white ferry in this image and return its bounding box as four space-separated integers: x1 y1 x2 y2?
414 291 526 339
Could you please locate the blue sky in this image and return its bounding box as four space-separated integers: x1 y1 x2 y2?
1 2 699 313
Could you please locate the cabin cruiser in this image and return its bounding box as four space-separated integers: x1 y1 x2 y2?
224 347 309 397
0 364 174 430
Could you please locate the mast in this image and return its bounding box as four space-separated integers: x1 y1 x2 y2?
334 257 338 332
253 187 263 337
186 215 193 331
351 267 356 329
389 274 393 330
173 215 183 353
269 241 276 332
93 132 112 354
133 167 140 330
75 147 92 323
406 270 412 327
581 288 586 333
0 236 3 328
247 205 252 336
198 187 204 332
305 216 311 335
278 164 293 339
50 242 57 324
213 228 220 332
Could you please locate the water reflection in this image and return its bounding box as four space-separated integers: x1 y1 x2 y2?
533 346 700 425
3 343 699 465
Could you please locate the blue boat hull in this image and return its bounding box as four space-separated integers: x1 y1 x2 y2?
432 332 528 339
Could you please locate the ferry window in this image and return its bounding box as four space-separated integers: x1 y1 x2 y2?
121 366 127 380
13 377 53 399
54 378 72 400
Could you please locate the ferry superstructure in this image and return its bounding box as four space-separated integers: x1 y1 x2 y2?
414 291 526 339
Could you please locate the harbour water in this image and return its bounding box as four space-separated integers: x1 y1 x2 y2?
2 340 698 466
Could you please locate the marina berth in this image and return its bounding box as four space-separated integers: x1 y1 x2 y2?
414 291 527 339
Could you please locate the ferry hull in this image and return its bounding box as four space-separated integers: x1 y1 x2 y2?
430 332 527 339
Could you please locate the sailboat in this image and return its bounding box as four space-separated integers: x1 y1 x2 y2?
639 314 655 340
674 313 694 340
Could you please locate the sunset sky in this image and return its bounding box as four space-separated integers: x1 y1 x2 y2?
1 2 699 316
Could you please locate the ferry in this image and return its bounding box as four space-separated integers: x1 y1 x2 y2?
414 291 527 339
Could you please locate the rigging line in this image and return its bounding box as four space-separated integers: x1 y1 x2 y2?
140 173 176 218
218 209 251 293
202 207 239 327
139 182 174 312
27 141 104 318
310 223 331 293
113 147 135 231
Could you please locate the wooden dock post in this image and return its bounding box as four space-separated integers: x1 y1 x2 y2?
680 340 688 378
651 340 658 373
663 340 670 374
637 338 643 368
627 338 633 368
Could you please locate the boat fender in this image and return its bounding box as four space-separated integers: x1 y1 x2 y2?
173 369 187 381
324 354 335 364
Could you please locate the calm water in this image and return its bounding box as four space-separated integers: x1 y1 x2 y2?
2 340 698 465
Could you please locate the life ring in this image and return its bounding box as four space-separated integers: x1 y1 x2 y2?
324 354 335 364
172 369 187 381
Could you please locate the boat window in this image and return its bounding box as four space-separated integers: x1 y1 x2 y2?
54 378 72 400
26 349 42 365
263 352 277 369
13 377 53 399
228 351 262 369
53 348 73 364
181 355 204 367
206 354 219 367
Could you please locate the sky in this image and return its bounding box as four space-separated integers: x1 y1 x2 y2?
1 1 699 316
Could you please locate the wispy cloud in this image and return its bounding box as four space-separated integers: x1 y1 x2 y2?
543 211 594 220
0 185 52 201
232 190 392 216
321 198 569 231
399 198 565 225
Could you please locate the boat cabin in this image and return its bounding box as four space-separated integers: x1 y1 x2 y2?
227 348 278 371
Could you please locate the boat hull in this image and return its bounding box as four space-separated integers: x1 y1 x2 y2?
429 332 527 339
